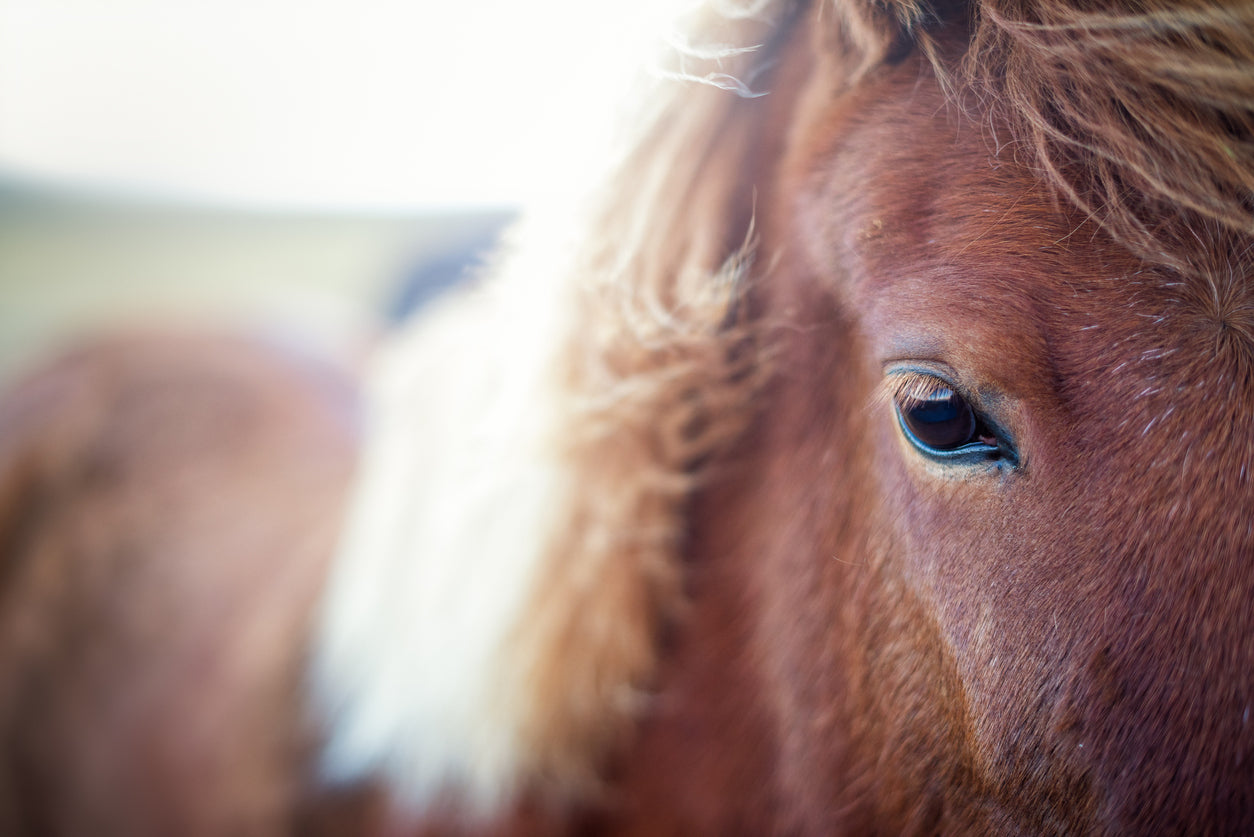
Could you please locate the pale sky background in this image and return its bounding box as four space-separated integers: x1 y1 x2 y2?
0 0 682 211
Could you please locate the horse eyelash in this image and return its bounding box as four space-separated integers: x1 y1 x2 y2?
871 369 957 413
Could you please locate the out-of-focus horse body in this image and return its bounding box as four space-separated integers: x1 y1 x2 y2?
3 0 1254 833
0 335 358 834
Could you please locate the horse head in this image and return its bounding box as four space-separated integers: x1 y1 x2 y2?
5 1 1242 834
314 1 1254 831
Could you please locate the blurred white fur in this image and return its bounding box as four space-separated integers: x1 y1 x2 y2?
311 0 784 820
312 213 581 814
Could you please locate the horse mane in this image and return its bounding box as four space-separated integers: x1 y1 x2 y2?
313 0 1254 818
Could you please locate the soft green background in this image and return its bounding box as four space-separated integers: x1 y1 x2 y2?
0 179 511 384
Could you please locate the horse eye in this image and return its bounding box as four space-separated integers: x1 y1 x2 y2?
888 371 1012 465
897 385 977 451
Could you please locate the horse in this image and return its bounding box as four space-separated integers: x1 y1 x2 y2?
2 0 1253 833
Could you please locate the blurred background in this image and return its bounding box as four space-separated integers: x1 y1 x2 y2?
0 0 679 383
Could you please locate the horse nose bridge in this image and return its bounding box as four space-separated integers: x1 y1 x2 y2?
947 489 1254 831
1039 404 1254 815
1041 575 1254 831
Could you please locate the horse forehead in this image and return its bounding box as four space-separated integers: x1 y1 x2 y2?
799 74 1238 323
800 77 1104 298
788 73 1101 386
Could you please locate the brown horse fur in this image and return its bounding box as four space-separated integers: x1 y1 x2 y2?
2 0 1254 833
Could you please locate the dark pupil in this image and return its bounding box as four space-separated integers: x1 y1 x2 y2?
901 388 977 450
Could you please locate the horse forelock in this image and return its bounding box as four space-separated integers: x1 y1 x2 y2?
694 0 1254 275
840 0 1254 276
963 0 1254 278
